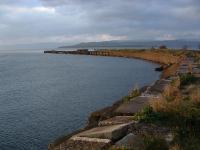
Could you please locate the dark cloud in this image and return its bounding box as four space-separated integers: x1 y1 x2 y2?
0 0 200 49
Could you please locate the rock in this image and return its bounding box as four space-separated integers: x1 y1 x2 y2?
155 66 164 71
98 116 135 126
72 123 133 141
114 133 141 149
115 96 151 115
165 133 174 143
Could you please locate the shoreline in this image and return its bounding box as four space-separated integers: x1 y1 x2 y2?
45 49 184 150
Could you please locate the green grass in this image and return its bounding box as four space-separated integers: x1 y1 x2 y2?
133 106 168 124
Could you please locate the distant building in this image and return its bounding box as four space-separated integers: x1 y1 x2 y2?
76 49 89 54
159 45 167 49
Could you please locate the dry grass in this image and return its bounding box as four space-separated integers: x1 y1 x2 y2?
150 95 182 113
150 76 200 121
162 63 180 78
104 49 182 64
163 78 180 98
170 144 181 150
190 87 200 104
150 77 185 114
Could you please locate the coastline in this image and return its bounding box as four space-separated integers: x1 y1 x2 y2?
45 49 188 150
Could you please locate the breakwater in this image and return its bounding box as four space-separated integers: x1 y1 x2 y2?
45 49 196 150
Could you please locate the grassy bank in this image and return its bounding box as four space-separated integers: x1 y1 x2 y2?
133 73 200 150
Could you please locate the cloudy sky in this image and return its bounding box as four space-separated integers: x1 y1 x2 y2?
0 0 200 50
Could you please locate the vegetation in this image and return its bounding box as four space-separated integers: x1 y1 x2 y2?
106 49 182 64
133 75 200 150
180 74 198 86
143 134 169 150
122 88 140 102
110 133 169 150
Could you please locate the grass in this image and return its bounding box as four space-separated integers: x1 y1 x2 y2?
133 106 168 123
106 49 182 64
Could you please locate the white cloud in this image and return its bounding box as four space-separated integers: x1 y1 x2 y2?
0 5 56 14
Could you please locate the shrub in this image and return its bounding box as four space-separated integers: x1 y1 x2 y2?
180 74 198 86
129 88 140 98
133 106 167 123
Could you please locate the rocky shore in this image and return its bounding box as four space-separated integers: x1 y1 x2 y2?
45 49 200 150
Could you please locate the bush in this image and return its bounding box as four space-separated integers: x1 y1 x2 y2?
133 106 167 123
180 74 198 86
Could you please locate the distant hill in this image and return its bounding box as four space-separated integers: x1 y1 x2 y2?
58 40 200 50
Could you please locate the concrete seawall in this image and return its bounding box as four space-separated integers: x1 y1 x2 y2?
45 49 191 150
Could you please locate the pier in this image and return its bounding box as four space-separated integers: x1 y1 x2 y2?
44 49 110 56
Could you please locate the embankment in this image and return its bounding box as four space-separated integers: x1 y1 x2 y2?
45 49 186 150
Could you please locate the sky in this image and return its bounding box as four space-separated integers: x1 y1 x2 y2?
0 0 200 50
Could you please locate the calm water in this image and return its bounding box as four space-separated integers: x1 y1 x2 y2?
0 52 160 150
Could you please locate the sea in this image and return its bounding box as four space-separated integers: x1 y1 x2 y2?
0 50 161 150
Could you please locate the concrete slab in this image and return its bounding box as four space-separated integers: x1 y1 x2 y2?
115 96 150 115
62 137 111 150
148 80 170 93
98 116 134 126
141 85 162 98
194 74 200 78
180 65 189 69
73 123 132 141
192 68 200 74
177 68 189 74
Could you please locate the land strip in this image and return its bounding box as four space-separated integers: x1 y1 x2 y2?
46 49 200 150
